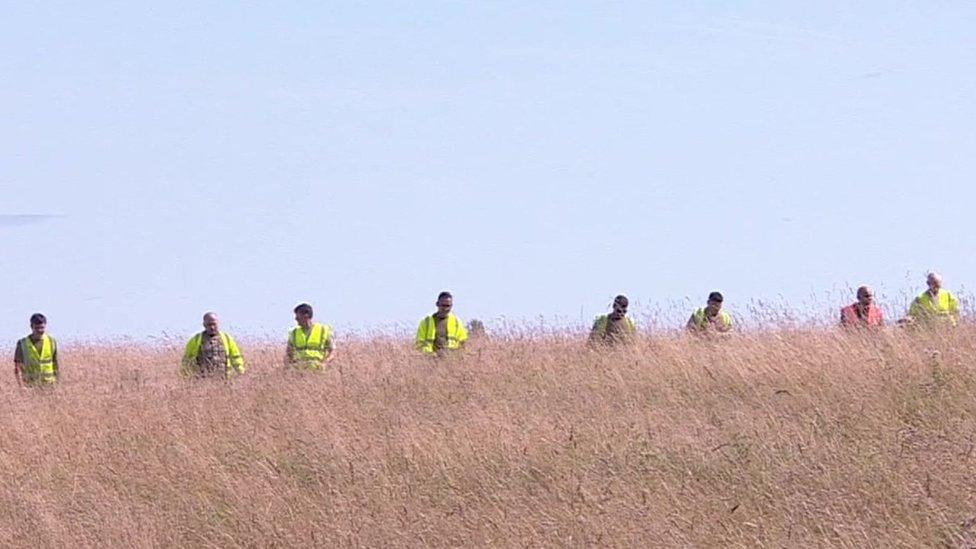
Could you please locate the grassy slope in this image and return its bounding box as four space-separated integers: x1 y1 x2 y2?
2 329 975 547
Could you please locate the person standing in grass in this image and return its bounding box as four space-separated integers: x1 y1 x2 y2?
180 312 246 378
416 291 468 355
589 295 637 345
840 286 885 328
905 272 960 327
13 313 59 387
687 291 733 334
286 303 336 370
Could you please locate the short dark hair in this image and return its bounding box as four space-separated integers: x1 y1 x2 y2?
294 303 313 317
30 313 47 325
708 291 724 303
437 291 453 302
614 295 629 307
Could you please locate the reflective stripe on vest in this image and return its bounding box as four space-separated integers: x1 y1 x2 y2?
289 323 331 366
20 335 56 384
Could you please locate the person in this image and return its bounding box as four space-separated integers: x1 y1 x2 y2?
687 292 733 333
840 286 885 328
589 295 636 345
905 272 960 326
466 319 486 339
286 303 335 370
180 312 246 378
416 291 468 355
13 313 59 387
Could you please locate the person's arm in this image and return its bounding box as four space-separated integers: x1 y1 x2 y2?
226 336 245 375
456 319 468 348
686 314 700 332
324 333 336 362
415 318 429 352
52 339 59 380
949 293 961 323
13 344 23 387
717 317 732 333
907 298 923 321
285 331 295 366
180 337 197 378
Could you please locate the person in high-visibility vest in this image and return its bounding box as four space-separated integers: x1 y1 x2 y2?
181 312 245 378
416 291 468 355
286 303 335 370
589 295 636 345
905 272 960 326
687 291 733 333
840 285 885 328
13 313 59 387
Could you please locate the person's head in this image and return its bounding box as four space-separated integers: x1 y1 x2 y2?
610 295 629 319
705 292 724 315
294 303 314 328
435 291 453 318
467 319 486 338
856 285 874 307
29 313 47 337
202 312 220 336
927 272 943 293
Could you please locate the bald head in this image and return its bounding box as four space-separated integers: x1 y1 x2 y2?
202 312 220 335
927 272 943 293
856 285 874 307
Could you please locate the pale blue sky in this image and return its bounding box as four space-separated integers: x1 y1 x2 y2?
2 2 974 340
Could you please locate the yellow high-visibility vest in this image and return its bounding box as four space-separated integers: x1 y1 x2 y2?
18 335 56 385
591 315 636 338
909 290 959 326
288 323 333 370
691 308 733 330
415 314 467 354
181 332 246 377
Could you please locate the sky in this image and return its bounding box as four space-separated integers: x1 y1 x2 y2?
1 1 974 341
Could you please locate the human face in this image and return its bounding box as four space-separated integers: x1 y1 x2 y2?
295 312 313 328
30 321 46 338
203 315 220 336
435 297 453 318
927 276 942 294
857 289 874 308
611 301 628 319
705 299 722 315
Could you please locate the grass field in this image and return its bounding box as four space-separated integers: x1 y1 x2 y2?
2 328 975 547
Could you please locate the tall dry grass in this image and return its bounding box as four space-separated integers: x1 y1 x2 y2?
2 327 976 547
